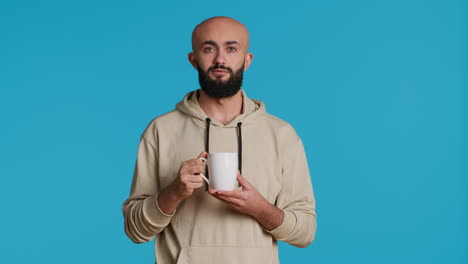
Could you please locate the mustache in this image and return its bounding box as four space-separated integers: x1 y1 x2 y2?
208 64 233 73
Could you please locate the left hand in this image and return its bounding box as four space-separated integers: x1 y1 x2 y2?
209 171 269 217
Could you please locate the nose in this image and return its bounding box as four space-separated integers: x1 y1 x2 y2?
214 50 226 65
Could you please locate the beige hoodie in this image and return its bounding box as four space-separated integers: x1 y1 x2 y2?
122 90 317 264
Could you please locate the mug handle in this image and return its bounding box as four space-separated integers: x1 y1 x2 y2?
198 157 210 185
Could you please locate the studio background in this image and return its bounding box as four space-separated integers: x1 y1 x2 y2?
0 0 465 263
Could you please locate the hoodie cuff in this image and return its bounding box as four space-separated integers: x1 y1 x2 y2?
266 210 296 239
143 194 175 227
155 193 177 217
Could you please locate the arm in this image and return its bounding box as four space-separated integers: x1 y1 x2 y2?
122 137 207 243
122 137 172 243
266 138 317 247
251 200 284 231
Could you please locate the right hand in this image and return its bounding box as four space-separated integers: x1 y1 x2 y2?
172 151 208 199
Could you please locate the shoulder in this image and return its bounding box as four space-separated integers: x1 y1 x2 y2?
259 113 301 142
140 109 184 145
150 110 185 126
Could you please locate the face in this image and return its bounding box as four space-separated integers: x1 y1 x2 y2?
189 17 253 98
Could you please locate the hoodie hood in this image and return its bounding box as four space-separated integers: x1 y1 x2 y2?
175 89 266 127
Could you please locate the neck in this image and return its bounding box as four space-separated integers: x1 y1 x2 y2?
198 89 243 125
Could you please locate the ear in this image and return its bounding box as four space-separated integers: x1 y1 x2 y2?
243 52 254 71
188 52 198 70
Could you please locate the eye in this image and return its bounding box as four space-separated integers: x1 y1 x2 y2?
203 46 215 53
227 47 237 53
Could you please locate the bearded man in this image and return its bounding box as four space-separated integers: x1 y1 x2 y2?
122 16 317 264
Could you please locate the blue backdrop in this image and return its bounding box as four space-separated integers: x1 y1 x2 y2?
0 0 465 263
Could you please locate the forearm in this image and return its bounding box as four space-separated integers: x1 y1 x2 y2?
122 195 173 243
253 202 285 231
268 209 316 248
265 137 316 247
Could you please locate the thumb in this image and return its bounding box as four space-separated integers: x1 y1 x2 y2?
237 171 252 191
198 151 208 159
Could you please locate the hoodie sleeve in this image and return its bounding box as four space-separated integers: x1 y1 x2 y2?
122 136 174 244
266 137 317 248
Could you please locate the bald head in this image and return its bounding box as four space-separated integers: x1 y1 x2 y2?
191 16 250 52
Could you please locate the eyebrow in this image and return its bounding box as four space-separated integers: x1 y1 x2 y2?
201 40 240 46
225 40 240 46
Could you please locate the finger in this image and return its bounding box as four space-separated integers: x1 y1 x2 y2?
184 158 205 167
212 190 245 200
210 194 228 204
211 193 243 206
182 174 204 184
190 182 204 189
237 171 252 191
182 164 205 174
182 152 207 167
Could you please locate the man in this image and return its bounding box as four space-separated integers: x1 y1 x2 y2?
122 16 317 264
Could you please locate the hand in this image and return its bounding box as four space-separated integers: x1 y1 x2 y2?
209 171 270 218
157 151 208 215
171 151 208 200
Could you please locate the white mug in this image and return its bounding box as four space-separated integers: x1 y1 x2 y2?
199 152 238 190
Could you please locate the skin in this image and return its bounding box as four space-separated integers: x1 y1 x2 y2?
157 17 284 231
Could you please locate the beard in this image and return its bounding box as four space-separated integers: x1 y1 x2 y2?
197 62 244 98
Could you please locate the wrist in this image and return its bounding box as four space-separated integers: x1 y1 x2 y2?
166 183 186 203
252 199 273 219
253 201 284 231
158 184 184 215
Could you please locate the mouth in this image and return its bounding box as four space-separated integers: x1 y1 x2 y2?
211 69 229 76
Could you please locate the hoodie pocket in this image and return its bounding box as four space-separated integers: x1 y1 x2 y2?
177 246 276 264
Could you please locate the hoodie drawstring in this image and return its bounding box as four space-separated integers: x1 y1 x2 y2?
204 118 243 188
205 118 211 154
205 118 211 191
236 122 242 174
